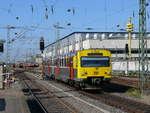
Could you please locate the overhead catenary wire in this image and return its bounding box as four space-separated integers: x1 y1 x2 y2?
79 1 138 32
0 3 13 14
1 0 148 62
104 0 108 30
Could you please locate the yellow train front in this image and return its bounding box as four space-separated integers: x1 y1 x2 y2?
44 49 112 89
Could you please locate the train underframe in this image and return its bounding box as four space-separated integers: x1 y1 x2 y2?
74 77 111 89
45 73 111 89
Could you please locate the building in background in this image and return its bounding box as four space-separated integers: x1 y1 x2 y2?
26 54 42 64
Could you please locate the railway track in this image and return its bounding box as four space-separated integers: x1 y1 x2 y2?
111 77 139 88
25 68 149 88
51 79 150 113
22 78 49 113
112 77 150 88
20 70 150 113
17 71 77 113
46 77 150 113
80 90 150 113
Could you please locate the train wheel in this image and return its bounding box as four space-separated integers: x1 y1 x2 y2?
79 82 85 90
50 74 55 80
69 80 74 86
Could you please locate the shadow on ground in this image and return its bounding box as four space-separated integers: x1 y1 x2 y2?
85 83 132 94
0 98 6 111
102 83 132 93
27 99 45 113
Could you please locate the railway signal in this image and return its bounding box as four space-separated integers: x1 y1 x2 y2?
0 43 4 52
125 17 134 76
0 25 34 64
0 40 5 52
39 37 45 80
40 37 45 53
126 22 134 32
126 17 134 57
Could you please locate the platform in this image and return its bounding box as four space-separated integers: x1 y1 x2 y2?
0 80 30 113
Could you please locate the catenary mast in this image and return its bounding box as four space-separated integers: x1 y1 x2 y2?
139 0 149 94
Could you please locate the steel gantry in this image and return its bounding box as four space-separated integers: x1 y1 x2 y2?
0 25 34 72
139 0 149 94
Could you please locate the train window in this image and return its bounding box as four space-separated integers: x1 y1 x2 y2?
81 57 110 67
66 58 68 66
50 60 51 65
59 59 60 66
68 57 70 66
68 58 70 66
56 59 59 66
59 59 61 66
54 59 56 66
52 59 54 66
57 59 59 66
57 59 58 66
61 58 64 66
65 58 67 66
61 58 63 66
62 58 64 66
68 57 72 66
53 59 55 66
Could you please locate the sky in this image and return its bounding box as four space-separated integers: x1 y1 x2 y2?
0 0 150 62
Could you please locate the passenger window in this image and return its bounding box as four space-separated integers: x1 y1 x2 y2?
62 58 63 66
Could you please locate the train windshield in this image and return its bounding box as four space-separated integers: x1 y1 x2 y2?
81 57 110 67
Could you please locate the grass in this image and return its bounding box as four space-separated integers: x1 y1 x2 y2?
126 88 142 98
112 72 140 77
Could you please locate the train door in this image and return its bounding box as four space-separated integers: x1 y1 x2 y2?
48 59 50 75
55 58 60 76
69 56 74 80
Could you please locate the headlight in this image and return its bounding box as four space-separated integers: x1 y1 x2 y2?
81 72 87 76
105 72 111 74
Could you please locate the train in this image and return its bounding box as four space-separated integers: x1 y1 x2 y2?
13 63 39 68
43 49 112 89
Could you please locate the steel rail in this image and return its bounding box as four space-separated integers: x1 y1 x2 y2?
21 73 77 113
22 78 49 113
79 91 150 113
27 77 78 113
24 69 150 113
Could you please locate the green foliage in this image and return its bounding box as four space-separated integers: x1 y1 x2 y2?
112 72 139 77
127 88 142 98
111 73 125 77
